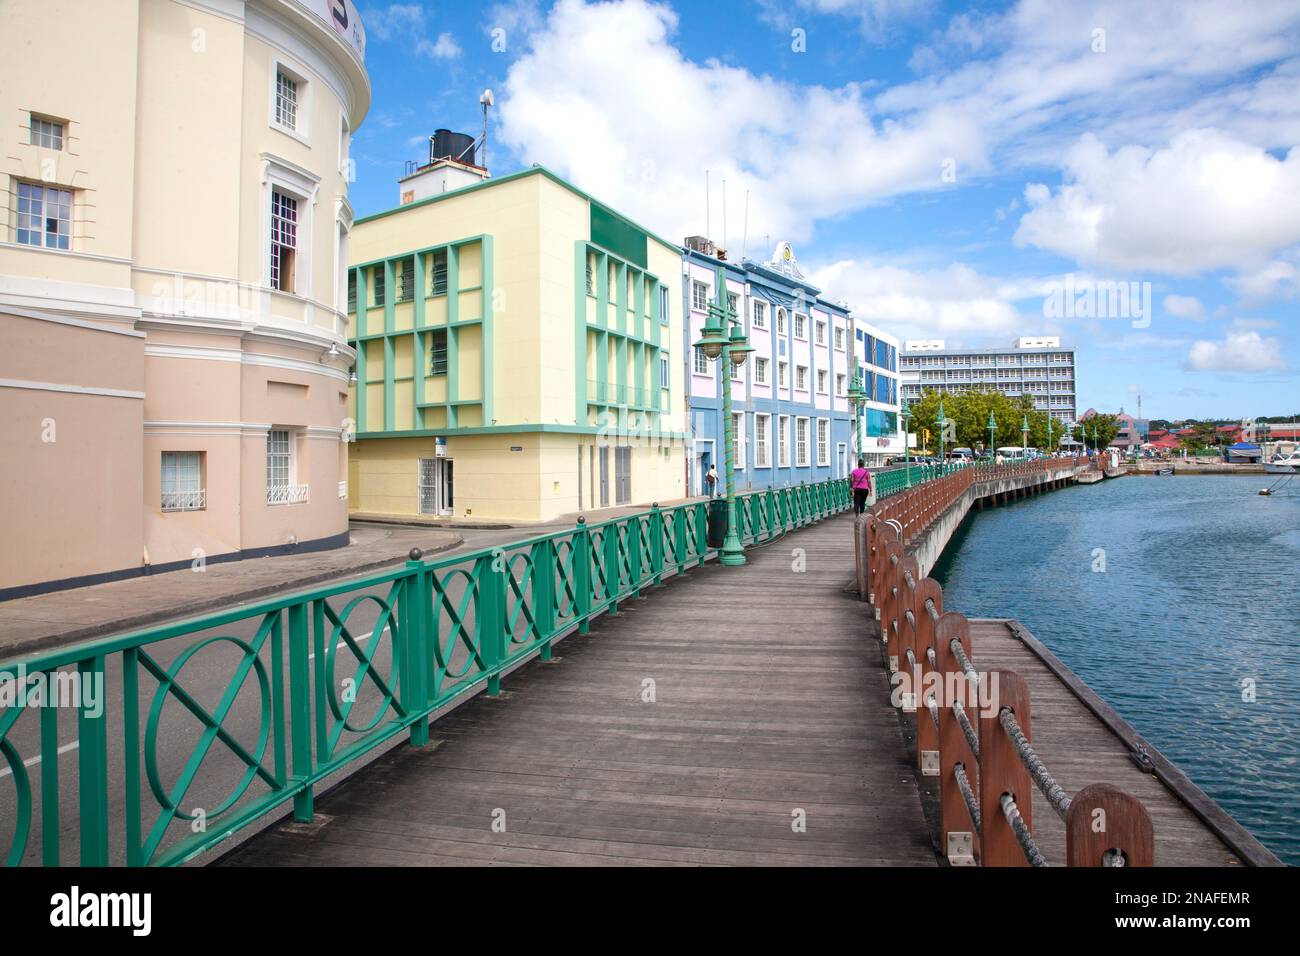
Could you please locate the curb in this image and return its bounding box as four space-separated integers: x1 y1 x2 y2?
1 534 465 660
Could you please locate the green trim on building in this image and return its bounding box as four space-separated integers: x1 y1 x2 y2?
354 165 680 257
591 201 648 269
355 423 690 439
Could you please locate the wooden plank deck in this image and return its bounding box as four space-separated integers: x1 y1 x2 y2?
220 512 939 867
967 619 1246 866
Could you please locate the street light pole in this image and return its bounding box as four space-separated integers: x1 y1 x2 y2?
693 265 752 568
1021 413 1029 459
901 398 912 489
987 409 997 469
936 399 948 475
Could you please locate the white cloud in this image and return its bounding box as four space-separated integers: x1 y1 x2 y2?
808 259 1029 339
1015 130 1300 274
497 0 983 245
1186 330 1286 372
1227 256 1298 303
417 32 461 60
364 4 460 61
363 3 426 41
1162 294 1205 321
757 0 936 41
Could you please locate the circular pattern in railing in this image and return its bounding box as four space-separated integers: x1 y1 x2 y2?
1 736 32 866
144 634 273 823
324 594 401 735
433 567 481 680
505 551 537 645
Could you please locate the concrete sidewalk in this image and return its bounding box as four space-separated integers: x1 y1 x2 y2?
0 523 462 658
0 495 719 660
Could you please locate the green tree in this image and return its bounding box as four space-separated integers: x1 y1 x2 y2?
1071 413 1121 449
905 388 1065 453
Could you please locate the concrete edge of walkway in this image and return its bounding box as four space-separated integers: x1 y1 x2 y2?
3 534 466 661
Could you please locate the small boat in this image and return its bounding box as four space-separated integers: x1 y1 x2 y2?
1155 466 1174 476
1264 451 1300 475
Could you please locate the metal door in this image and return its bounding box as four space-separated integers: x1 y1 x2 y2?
418 458 438 515
599 446 609 507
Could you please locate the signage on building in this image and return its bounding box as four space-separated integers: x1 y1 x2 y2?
294 0 366 61
435 436 447 458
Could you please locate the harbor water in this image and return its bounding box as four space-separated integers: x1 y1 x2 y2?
932 473 1300 865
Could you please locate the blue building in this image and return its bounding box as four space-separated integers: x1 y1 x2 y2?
682 238 854 495
852 322 904 465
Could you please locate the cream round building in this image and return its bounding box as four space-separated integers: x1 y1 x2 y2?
0 0 368 597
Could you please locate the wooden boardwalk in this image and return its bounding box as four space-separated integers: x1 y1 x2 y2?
967 620 1248 866
222 512 939 867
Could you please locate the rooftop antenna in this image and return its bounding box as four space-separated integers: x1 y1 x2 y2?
478 89 494 171
741 190 749 261
705 170 711 245
722 176 727 254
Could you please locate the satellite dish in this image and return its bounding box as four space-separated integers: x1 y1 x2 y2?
480 89 494 107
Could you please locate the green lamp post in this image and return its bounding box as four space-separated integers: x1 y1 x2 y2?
692 266 752 568
1047 415 1054 457
847 377 868 464
1021 413 1029 459
936 399 948 475
986 409 997 468
901 397 913 488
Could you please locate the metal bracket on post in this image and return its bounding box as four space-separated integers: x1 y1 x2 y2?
921 750 940 776
947 831 976 866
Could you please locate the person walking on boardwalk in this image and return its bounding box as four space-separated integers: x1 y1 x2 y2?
704 463 720 498
850 459 873 515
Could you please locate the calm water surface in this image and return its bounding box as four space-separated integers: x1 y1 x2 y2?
931 474 1300 865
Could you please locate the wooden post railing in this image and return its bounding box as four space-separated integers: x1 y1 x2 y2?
858 456 1153 866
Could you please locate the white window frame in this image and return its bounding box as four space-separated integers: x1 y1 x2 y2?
161 451 205 512
270 58 312 144
660 354 670 388
817 369 828 394
777 308 787 335
835 327 844 351
817 418 830 466
754 356 768 385
29 114 65 150
752 301 766 328
815 320 826 346
796 365 808 391
262 155 319 297
778 361 788 388
733 412 746 471
794 313 807 340
692 280 708 312
270 189 300 294
796 417 810 467
660 285 670 325
778 415 790 467
14 181 72 250
266 427 308 505
836 373 846 397
755 413 771 468
694 346 709 375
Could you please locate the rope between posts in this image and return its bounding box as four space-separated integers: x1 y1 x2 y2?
927 694 940 731
954 762 980 831
950 639 979 686
1000 793 1050 867
952 698 980 758
924 597 940 623
999 707 1072 821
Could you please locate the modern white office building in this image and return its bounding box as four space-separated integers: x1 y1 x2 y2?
899 336 1079 425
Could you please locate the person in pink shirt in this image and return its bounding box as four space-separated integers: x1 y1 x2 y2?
850 459 873 515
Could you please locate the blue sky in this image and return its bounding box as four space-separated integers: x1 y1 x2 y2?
351 0 1300 421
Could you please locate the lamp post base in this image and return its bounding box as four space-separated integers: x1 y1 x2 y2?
719 537 747 566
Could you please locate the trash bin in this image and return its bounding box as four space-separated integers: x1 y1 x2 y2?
707 498 729 550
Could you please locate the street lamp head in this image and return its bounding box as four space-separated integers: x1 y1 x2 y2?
727 326 754 366
693 321 727 360
987 409 997 429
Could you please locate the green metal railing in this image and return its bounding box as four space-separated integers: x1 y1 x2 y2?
0 477 852 867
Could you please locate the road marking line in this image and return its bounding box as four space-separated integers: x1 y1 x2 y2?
0 741 79 779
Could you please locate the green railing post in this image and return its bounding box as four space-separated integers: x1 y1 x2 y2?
628 515 643 597
649 503 665 586
477 553 506 695
287 600 316 819
531 538 557 658
604 518 621 615
77 655 109 866
672 506 687 572
574 516 593 634
401 552 430 747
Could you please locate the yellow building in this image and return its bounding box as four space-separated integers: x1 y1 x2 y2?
0 0 368 597
347 163 686 522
